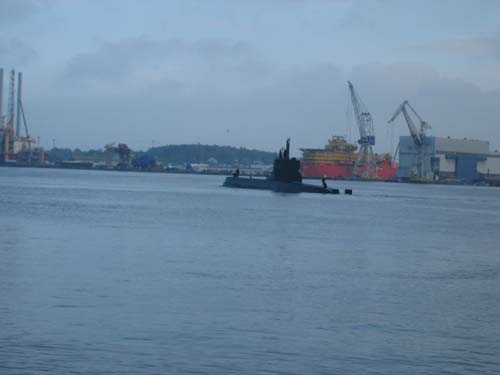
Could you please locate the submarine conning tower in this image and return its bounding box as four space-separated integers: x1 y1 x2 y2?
273 138 302 183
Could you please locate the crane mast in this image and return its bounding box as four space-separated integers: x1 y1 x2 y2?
406 101 431 138
348 81 377 178
389 100 422 145
388 100 431 146
348 81 375 145
388 100 432 179
2 70 16 161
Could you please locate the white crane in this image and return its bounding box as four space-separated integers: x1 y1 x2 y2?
348 81 377 178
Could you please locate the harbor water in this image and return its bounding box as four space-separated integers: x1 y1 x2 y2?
1 168 499 374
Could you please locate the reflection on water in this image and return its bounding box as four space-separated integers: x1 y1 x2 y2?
1 168 500 374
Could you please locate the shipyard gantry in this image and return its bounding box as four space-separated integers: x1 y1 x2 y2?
0 68 44 164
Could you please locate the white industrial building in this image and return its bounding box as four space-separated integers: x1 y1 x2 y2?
397 136 500 183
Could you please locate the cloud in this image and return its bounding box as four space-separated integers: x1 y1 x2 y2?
63 37 256 84
64 37 163 81
335 0 379 32
0 37 37 65
36 60 347 151
27 37 500 154
424 35 500 61
0 0 45 24
402 34 500 89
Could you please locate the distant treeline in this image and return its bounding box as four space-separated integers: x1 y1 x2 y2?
148 144 275 165
46 148 105 162
46 144 276 166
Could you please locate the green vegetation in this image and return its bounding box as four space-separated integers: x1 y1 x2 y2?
148 144 275 166
46 144 275 166
46 148 105 162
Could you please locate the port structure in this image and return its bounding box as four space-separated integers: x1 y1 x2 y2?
104 142 131 169
348 81 377 178
388 100 432 179
0 68 43 163
1 69 16 161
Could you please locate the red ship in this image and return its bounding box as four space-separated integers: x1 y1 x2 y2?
300 136 398 180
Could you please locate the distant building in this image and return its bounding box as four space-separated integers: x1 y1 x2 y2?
187 163 209 172
12 136 35 154
398 136 500 183
0 132 39 162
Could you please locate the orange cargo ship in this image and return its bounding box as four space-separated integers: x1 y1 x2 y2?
300 136 398 180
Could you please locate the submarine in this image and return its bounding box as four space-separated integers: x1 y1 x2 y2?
223 139 352 195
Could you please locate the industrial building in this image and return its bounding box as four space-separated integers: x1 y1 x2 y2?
397 136 500 183
389 99 500 184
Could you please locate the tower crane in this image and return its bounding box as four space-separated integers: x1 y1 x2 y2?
388 100 432 178
348 81 377 178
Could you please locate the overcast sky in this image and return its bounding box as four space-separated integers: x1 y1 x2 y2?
1 0 500 154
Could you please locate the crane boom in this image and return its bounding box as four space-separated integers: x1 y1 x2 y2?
388 100 430 146
348 81 375 146
19 99 32 156
407 101 431 136
406 102 423 123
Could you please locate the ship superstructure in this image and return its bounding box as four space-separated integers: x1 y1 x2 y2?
301 136 358 179
300 81 398 180
301 136 397 180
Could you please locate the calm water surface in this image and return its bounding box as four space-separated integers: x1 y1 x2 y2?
1 168 499 374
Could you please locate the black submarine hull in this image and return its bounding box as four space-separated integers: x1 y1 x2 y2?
223 176 341 194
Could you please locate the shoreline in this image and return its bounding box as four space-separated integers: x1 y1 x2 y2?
1 163 499 187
